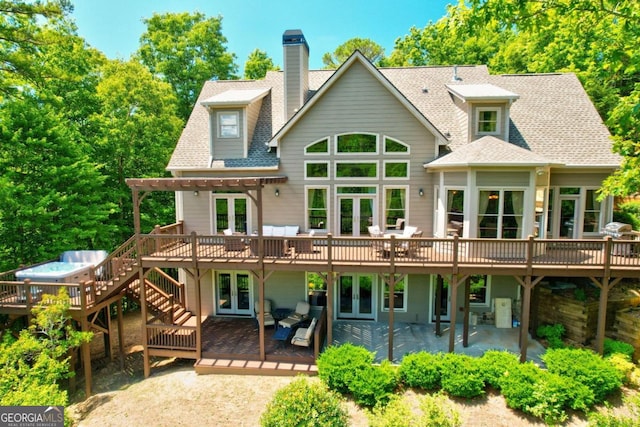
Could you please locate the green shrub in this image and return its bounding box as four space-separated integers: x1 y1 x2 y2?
603 338 635 360
349 360 399 407
317 343 374 394
479 350 520 390
399 351 442 390
501 361 593 424
439 353 485 398
369 393 462 427
613 201 640 231
260 377 349 427
537 323 566 349
418 392 462 427
607 353 636 385
543 348 624 403
368 396 417 427
588 392 640 426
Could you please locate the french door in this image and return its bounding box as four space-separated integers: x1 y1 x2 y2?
213 195 249 233
216 272 252 315
558 196 579 239
338 196 375 236
337 274 376 319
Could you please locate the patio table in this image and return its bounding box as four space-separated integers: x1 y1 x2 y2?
272 326 292 348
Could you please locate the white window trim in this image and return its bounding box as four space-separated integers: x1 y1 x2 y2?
383 160 410 180
217 111 240 139
583 187 604 236
383 185 409 228
381 276 408 312
444 187 466 238
334 132 379 155
476 107 501 136
304 160 330 180
383 135 410 155
305 185 330 232
334 160 379 180
469 275 492 307
304 136 330 155
476 188 526 239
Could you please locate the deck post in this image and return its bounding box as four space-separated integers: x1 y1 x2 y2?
519 276 533 363
387 276 395 362
595 276 610 355
79 306 92 397
117 298 125 370
462 277 470 347
435 275 442 336
448 275 459 353
258 269 266 361
326 272 333 346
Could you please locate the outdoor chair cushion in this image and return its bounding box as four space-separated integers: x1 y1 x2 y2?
278 301 310 328
254 299 275 327
291 317 317 347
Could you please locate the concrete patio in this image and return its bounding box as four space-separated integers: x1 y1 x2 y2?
331 321 547 363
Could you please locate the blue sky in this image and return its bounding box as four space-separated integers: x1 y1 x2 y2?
71 0 453 72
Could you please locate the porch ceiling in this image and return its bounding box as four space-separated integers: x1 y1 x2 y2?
126 176 288 192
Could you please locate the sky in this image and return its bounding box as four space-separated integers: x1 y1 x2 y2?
71 0 453 73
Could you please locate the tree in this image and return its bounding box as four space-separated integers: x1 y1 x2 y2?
137 12 238 121
0 0 71 96
0 95 116 270
244 49 279 80
322 37 385 69
0 289 91 407
89 59 183 241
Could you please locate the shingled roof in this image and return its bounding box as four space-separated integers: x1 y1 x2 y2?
167 59 618 172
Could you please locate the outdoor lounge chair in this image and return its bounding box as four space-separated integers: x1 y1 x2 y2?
254 299 275 327
223 229 246 251
386 218 405 231
399 230 423 257
368 225 386 255
278 301 310 328
291 317 317 347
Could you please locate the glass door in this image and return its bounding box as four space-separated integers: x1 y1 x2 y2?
337 274 375 319
559 196 578 239
216 272 252 315
339 196 375 236
213 195 248 233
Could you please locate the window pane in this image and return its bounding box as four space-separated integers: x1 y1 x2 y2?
308 188 327 229
306 138 328 153
385 137 408 153
383 277 405 310
447 190 464 236
478 110 497 133
337 187 376 194
385 188 406 227
478 191 499 238
384 162 408 178
306 162 328 178
583 189 601 233
307 272 327 306
336 162 377 178
469 275 488 305
337 134 376 153
219 113 239 138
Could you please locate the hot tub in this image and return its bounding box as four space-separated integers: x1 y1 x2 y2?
15 262 92 283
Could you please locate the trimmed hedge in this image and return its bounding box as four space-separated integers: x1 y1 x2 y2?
399 351 442 390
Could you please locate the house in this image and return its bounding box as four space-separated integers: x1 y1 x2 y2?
2 30 638 388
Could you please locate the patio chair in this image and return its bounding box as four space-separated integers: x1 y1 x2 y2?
254 299 275 327
278 301 310 328
223 228 246 251
368 225 385 255
291 317 317 347
386 218 405 231
399 230 423 257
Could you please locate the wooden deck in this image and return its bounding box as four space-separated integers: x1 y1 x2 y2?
138 233 640 279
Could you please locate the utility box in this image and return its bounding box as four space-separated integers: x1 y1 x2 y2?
494 298 512 328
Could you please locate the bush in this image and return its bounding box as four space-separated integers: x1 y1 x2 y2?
501 361 594 424
537 323 566 349
613 201 640 231
588 392 640 426
260 377 348 427
604 338 635 360
479 350 520 390
543 348 624 403
439 353 485 398
369 393 462 427
349 360 399 407
607 353 636 385
317 343 374 394
399 351 442 390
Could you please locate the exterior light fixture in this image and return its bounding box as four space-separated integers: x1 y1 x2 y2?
193 191 199 196
419 188 424 197
275 188 280 197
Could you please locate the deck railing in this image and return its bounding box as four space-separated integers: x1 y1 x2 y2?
136 232 640 272
146 323 197 351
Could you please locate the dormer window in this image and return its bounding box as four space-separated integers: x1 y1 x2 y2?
476 108 500 135
218 112 239 138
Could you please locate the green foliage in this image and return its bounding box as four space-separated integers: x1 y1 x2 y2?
317 343 374 394
604 338 636 360
137 12 238 121
543 348 624 403
322 38 386 69
439 353 485 398
244 49 279 80
606 354 636 385
260 377 348 427
348 360 399 407
613 202 640 231
536 323 566 349
479 350 520 390
501 361 593 424
369 393 462 427
399 351 442 390
574 288 588 302
0 289 92 410
588 392 640 427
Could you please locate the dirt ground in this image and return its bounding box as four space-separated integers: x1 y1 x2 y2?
67 311 634 427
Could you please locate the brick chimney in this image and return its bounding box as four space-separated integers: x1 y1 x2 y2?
282 29 309 120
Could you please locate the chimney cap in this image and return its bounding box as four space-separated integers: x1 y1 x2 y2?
283 29 309 52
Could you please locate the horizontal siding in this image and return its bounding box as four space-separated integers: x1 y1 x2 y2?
444 172 468 186
277 61 438 235
477 171 529 187
181 191 212 235
246 99 262 145
550 172 610 187
212 108 244 159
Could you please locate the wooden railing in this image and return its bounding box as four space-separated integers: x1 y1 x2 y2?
146 323 197 352
136 232 640 273
146 268 184 307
